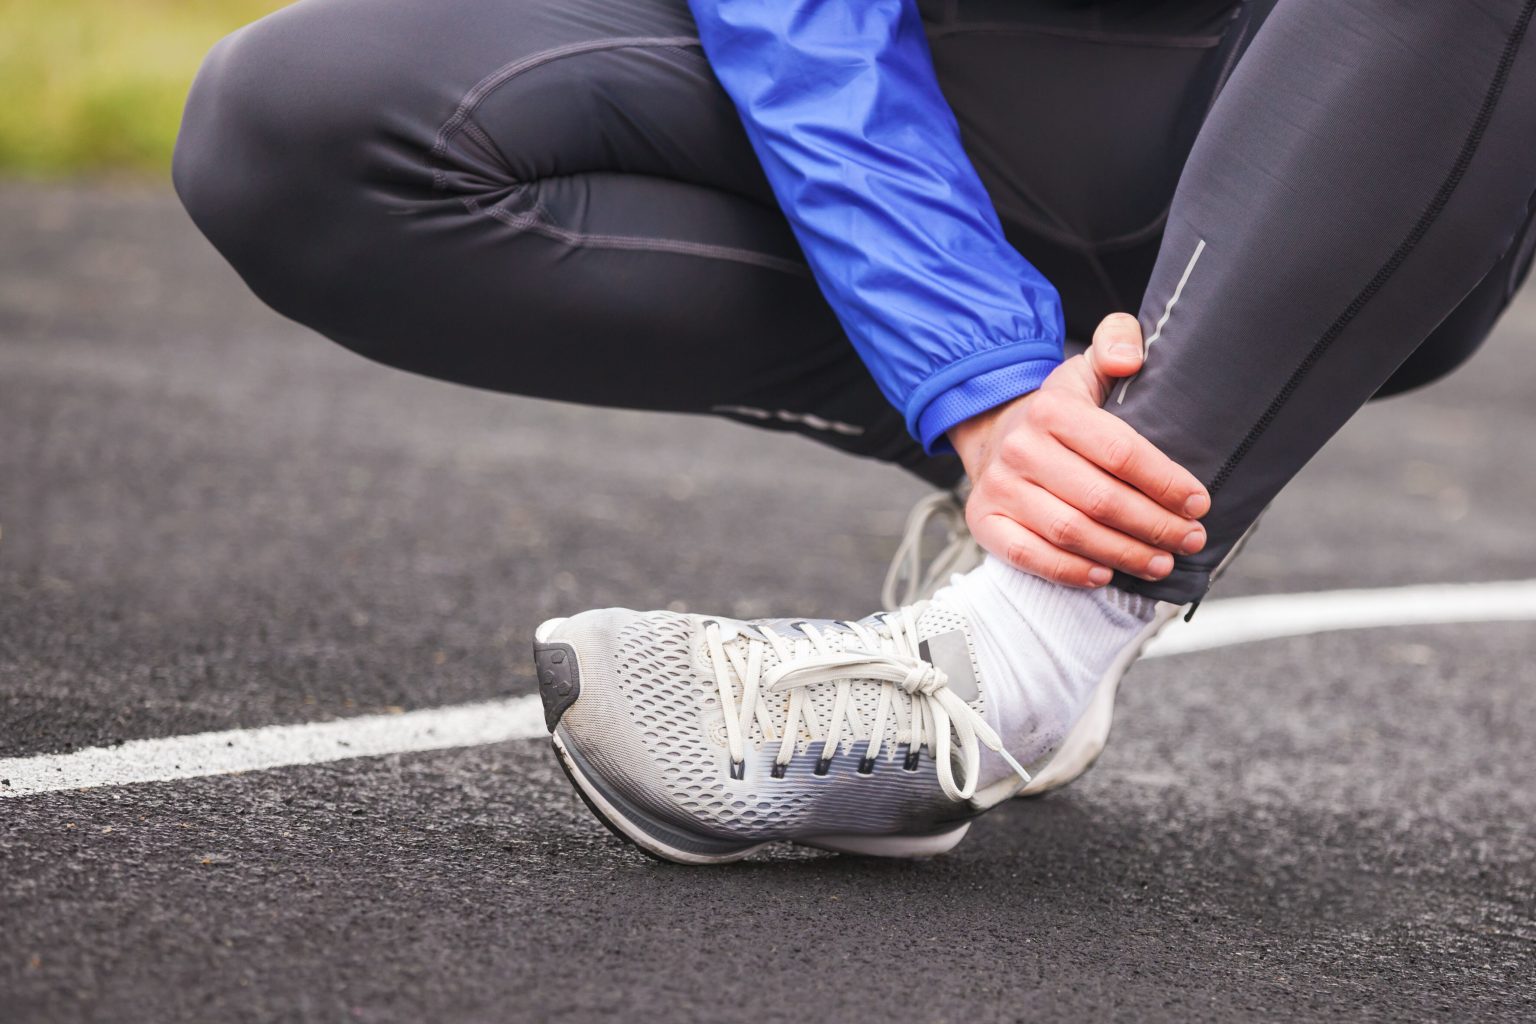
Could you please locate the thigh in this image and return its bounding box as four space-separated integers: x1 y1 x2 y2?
176 0 949 479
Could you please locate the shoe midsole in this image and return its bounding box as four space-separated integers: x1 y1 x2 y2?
554 727 764 861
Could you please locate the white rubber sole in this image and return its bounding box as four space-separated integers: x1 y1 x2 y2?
797 824 970 858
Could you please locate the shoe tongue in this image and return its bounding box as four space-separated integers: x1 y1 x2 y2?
918 629 979 703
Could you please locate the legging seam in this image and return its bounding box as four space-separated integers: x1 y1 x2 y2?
466 193 811 278
432 34 809 278
458 119 498 156
430 34 703 175
1207 0 1536 496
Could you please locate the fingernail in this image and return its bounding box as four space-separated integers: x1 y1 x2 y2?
1088 567 1113 586
1183 494 1209 517
1147 554 1174 578
1181 528 1206 554
1110 343 1140 358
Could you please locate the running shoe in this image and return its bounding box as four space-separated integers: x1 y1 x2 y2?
535 601 1035 864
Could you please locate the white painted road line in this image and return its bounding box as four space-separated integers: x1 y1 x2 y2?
4 577 1534 799
1145 577 1536 658
0 697 547 798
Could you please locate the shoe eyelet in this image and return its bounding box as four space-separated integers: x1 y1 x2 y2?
857 757 875 776
771 763 787 779
813 758 831 777
902 748 921 772
729 759 745 781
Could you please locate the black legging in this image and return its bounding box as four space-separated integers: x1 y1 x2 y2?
174 0 1536 602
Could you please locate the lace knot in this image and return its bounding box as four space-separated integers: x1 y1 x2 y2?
702 607 1030 802
900 662 946 696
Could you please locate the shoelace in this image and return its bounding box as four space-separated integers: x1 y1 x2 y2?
881 490 984 610
702 606 1031 802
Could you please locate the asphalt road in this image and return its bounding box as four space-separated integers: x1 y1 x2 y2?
2 184 1533 1022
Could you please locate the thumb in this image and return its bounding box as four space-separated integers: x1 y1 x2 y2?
1086 313 1145 381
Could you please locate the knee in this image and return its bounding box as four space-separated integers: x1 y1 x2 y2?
173 6 383 319
175 18 295 251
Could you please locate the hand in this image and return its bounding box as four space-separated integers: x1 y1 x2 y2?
948 313 1210 588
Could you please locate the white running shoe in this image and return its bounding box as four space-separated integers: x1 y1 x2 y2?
535 601 1035 864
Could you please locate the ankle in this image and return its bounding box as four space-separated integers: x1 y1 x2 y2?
934 557 1155 765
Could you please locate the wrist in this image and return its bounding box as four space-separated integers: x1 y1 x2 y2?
912 356 1060 454
947 399 1012 479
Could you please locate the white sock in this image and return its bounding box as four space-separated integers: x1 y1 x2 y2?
933 556 1157 767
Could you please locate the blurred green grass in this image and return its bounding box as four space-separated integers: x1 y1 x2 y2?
0 0 285 177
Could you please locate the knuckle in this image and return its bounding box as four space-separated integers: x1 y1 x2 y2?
1026 392 1063 430
1147 514 1179 546
965 503 986 537
1118 543 1147 571
1083 482 1117 520
1003 541 1036 573
999 432 1032 464
1104 437 1136 475
1047 513 1084 548
1050 553 1081 586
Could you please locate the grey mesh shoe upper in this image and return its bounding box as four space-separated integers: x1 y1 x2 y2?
543 601 1030 847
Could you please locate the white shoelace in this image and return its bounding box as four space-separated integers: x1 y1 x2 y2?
881 490 984 610
701 607 1031 802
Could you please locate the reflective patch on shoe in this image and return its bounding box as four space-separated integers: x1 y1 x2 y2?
918 630 977 703
534 641 580 731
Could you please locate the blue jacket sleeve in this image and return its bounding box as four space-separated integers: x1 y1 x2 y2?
687 0 1064 452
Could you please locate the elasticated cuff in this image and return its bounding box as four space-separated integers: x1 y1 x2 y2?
914 356 1059 454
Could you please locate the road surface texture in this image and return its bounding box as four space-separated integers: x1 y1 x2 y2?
2 184 1533 1022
